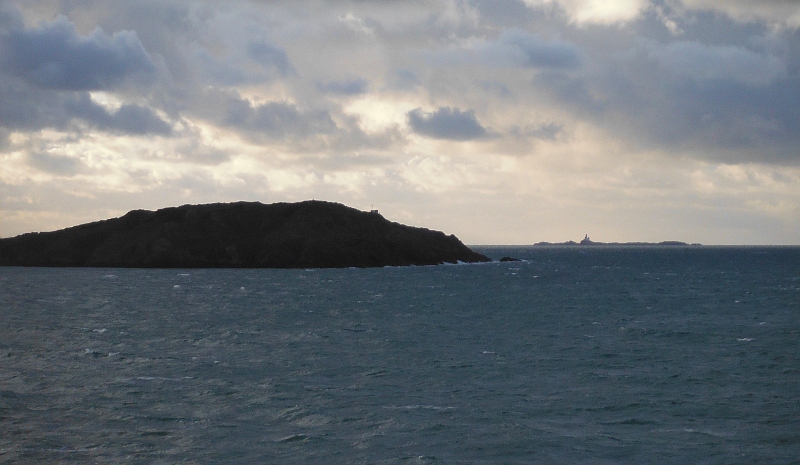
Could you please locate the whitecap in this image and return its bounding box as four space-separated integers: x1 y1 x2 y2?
135 376 193 381
277 433 308 443
383 405 455 411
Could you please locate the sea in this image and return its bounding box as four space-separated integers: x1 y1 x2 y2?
1 246 798 464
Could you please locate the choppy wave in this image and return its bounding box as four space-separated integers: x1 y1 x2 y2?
1 246 798 463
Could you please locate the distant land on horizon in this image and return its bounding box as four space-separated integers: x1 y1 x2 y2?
0 201 490 268
534 235 702 247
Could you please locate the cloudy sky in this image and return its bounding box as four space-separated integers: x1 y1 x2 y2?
1 0 799 244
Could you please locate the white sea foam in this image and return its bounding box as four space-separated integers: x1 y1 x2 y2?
135 376 193 381
383 405 455 411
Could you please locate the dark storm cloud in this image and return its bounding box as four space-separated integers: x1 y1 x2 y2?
407 107 488 141
0 14 156 91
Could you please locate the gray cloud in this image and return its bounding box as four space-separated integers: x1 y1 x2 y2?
533 71 604 114
316 78 369 96
110 104 172 135
534 49 800 163
65 93 172 135
0 6 169 137
0 14 156 91
522 9 800 163
430 29 582 70
407 107 489 141
648 40 786 86
2 0 797 163
194 40 296 87
0 4 24 34
27 151 85 176
511 123 563 140
386 69 420 91
496 29 582 69
246 42 295 77
0 84 55 130
0 85 171 136
190 89 337 141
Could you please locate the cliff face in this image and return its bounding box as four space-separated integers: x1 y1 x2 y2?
0 201 490 268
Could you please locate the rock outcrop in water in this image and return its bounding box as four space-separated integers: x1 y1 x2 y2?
0 201 490 268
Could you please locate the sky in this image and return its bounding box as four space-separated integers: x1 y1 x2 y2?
1 0 799 245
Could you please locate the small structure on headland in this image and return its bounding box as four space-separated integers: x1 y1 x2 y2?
533 234 697 247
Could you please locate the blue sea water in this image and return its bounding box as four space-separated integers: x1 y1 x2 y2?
1 246 798 464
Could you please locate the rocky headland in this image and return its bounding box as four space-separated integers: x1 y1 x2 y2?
0 201 490 268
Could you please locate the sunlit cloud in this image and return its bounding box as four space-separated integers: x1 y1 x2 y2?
522 0 649 24
1 0 799 245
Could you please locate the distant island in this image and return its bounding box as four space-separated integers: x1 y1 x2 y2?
0 201 490 268
535 235 701 247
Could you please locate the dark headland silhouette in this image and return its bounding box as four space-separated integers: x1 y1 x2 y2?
0 201 490 268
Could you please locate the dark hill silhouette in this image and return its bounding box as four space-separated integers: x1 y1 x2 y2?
0 201 490 268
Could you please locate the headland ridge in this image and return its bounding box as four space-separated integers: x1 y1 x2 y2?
0 200 490 268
